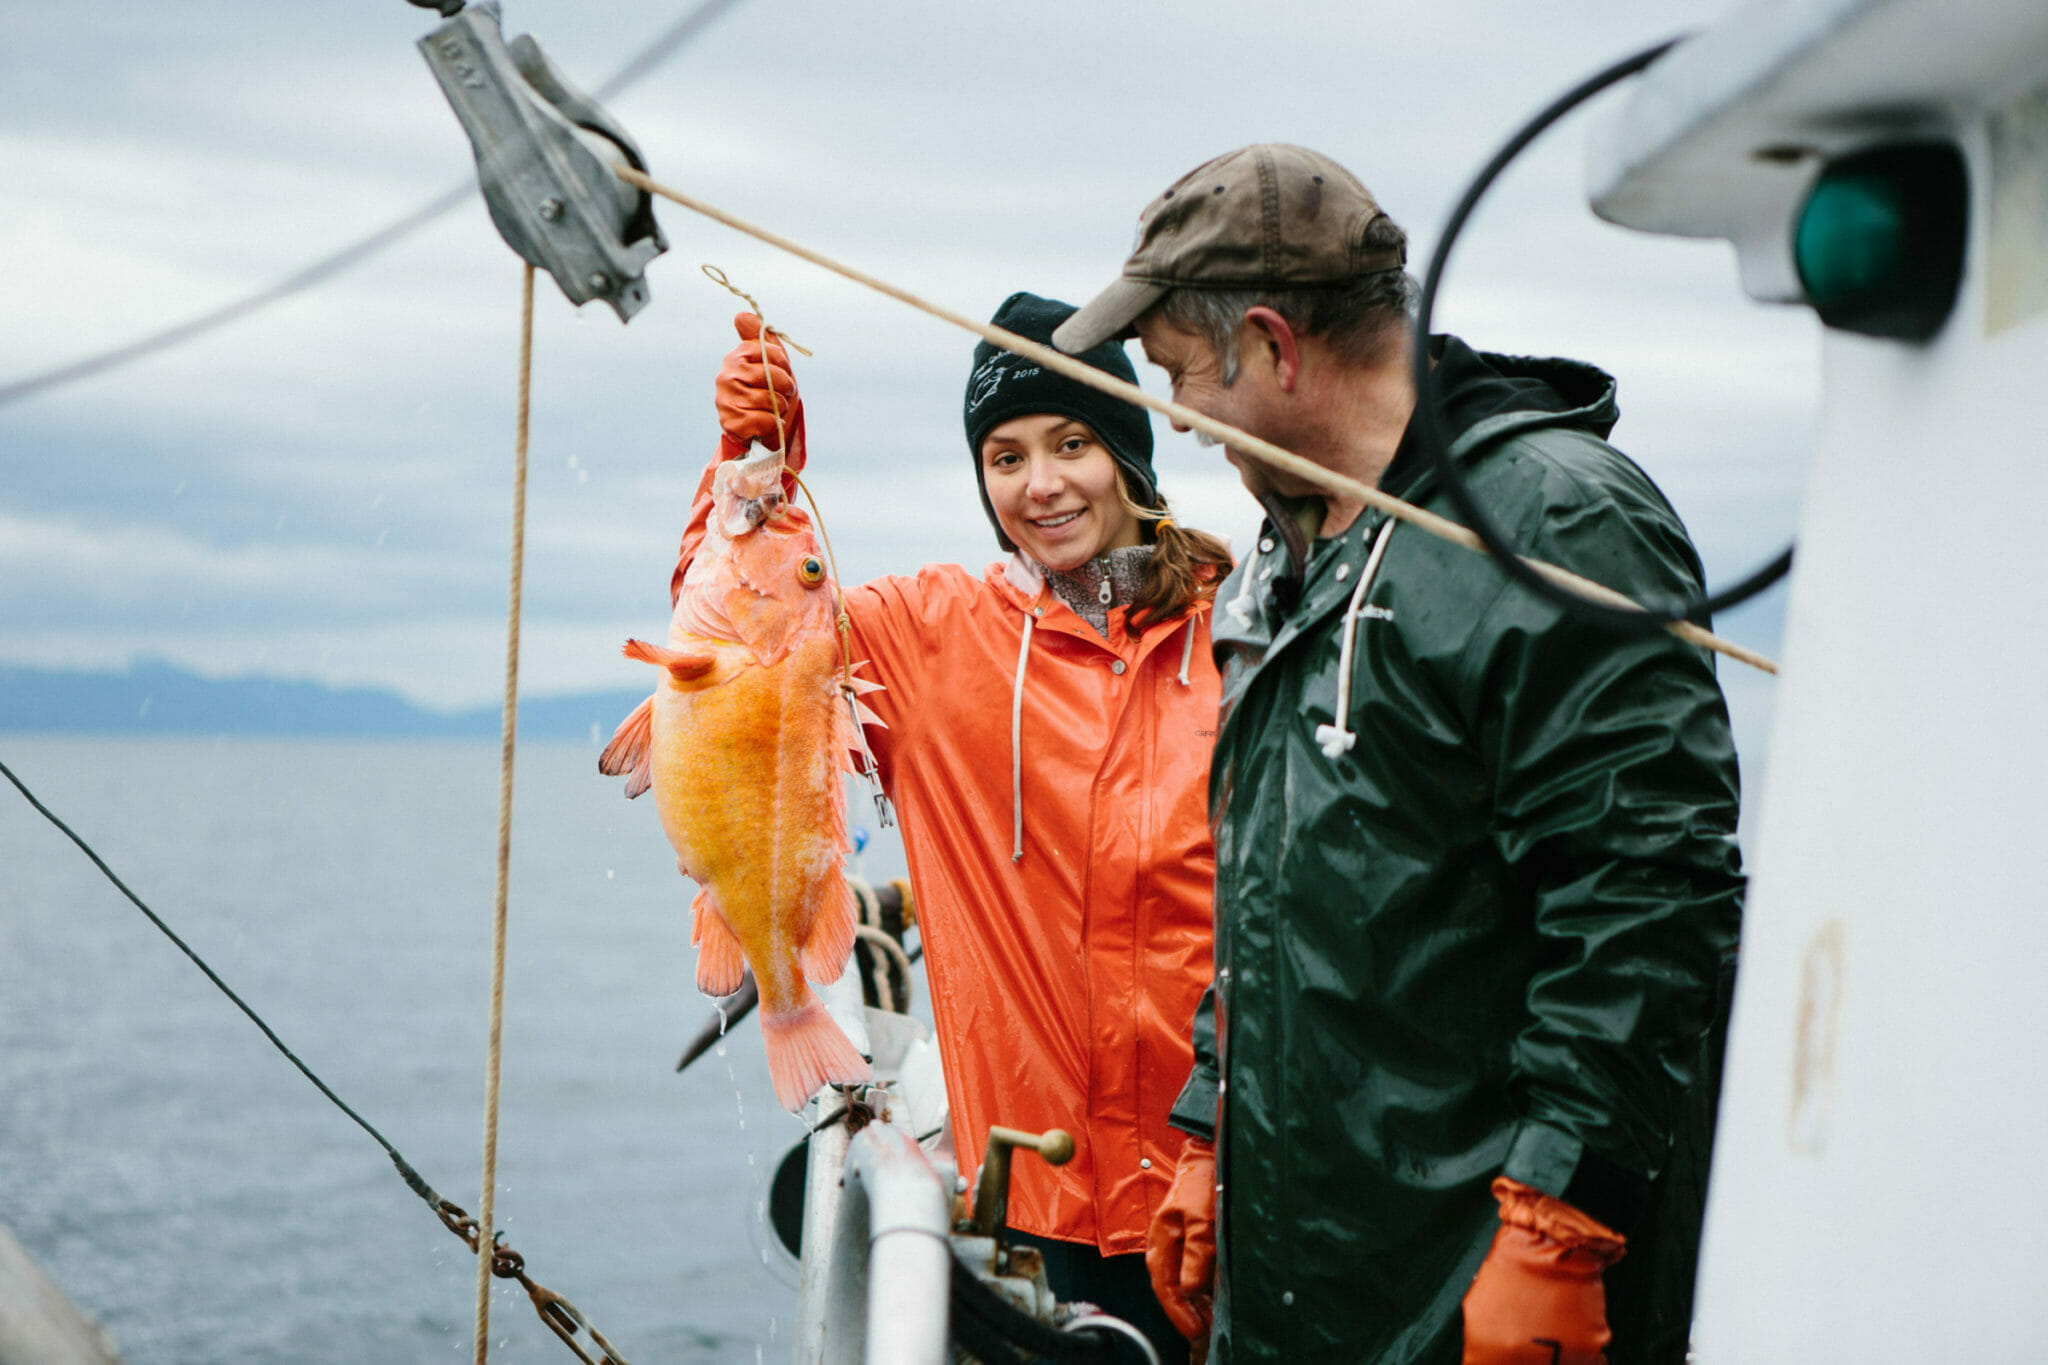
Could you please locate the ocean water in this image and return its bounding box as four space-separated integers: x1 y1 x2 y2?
0 734 905 1364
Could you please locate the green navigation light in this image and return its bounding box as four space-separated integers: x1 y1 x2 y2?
1791 142 1968 342
1796 171 1908 304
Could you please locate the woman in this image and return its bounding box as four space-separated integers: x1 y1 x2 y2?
672 293 1228 1361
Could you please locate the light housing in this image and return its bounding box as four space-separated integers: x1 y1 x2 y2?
1793 142 1968 341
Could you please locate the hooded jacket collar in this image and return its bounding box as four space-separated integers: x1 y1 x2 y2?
1213 336 1619 672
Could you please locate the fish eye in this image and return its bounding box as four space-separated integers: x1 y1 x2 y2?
797 556 826 586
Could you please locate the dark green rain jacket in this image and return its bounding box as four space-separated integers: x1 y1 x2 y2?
1169 337 1744 1365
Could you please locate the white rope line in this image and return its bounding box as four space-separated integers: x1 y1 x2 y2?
615 165 1777 677
1011 611 1035 862
474 262 534 1365
1314 521 1397 759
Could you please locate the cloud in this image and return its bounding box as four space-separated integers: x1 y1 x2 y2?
4 0 1786 719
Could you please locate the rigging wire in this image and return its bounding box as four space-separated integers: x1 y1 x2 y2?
0 0 747 412
0 751 631 1364
1411 35 1796 631
611 164 1781 677
0 756 438 1200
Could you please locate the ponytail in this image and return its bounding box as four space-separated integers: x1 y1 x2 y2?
1117 475 1235 635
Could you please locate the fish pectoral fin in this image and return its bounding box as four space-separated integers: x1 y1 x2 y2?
690 887 749 998
796 875 857 986
623 638 718 683
598 696 655 798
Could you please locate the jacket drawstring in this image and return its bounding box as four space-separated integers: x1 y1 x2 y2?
1178 616 1196 686
1225 539 1263 629
1012 610 1035 861
1315 521 1396 759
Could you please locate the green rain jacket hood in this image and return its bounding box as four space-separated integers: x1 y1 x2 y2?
1172 337 1744 1364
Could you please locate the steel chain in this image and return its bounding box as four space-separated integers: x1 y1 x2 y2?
437 1201 631 1365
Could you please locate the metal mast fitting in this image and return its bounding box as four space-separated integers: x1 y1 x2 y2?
417 1 667 320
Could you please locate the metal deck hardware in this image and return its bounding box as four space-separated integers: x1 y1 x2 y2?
417 2 667 320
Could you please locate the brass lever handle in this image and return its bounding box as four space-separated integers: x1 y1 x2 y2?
969 1125 1076 1239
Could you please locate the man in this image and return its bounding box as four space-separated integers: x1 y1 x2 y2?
1052 144 1744 1365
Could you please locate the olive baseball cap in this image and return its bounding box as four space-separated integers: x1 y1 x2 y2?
1052 143 1405 354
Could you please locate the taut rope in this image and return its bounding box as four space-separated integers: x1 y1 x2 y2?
618 165 1777 676
474 261 535 1364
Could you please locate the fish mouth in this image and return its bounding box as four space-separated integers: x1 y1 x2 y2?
739 488 784 530
720 444 790 532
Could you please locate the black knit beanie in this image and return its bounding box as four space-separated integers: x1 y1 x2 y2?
963 292 1157 552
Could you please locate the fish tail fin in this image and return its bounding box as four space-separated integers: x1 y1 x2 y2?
623 638 718 682
797 874 857 985
690 887 748 998
760 994 871 1113
598 695 655 799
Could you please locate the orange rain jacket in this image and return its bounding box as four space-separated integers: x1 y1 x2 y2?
672 466 1220 1254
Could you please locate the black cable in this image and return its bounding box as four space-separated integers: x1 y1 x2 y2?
0 187 473 414
0 0 748 412
591 0 746 103
949 1257 1119 1365
1412 35 1795 630
0 754 445 1209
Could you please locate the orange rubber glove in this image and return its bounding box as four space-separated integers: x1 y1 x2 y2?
1461 1177 1627 1365
715 310 807 471
672 312 808 603
1146 1137 1217 1342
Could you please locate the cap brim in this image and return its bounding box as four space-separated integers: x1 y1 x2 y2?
1050 277 1167 354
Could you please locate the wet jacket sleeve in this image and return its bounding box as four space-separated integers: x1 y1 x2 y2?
1168 982 1221 1141
1460 452 1744 1232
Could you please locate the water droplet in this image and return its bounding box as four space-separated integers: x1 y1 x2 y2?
715 1041 727 1057
605 868 615 880
577 468 590 484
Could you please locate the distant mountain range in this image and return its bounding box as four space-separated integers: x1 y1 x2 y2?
0 659 643 740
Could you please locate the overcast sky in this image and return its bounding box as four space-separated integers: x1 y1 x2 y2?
1 0 1806 758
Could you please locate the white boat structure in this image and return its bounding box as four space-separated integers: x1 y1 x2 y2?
1589 0 2048 1358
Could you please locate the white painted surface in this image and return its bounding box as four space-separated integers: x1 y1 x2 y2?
1589 0 2048 303
1592 0 2048 1356
0 1222 122 1365
1693 141 2048 1355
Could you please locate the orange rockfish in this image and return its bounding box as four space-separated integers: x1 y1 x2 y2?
600 444 877 1111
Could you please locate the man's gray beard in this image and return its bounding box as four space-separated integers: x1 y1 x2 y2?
1195 429 1223 448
